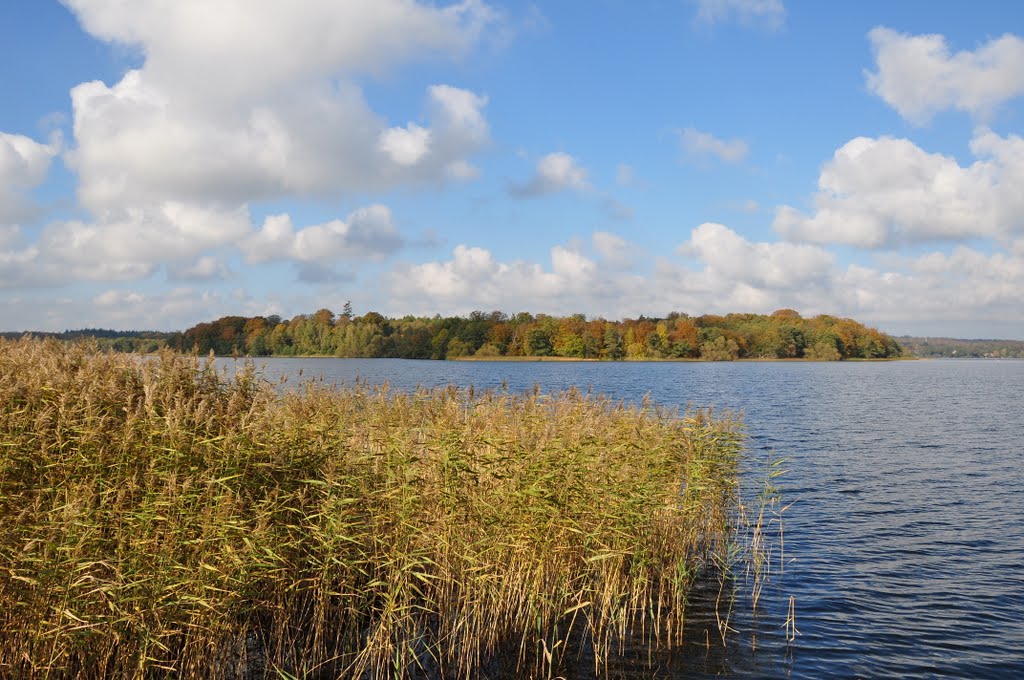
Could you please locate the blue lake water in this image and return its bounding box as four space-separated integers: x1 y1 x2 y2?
222 357 1024 679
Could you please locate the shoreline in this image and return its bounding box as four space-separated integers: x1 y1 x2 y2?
215 353 915 363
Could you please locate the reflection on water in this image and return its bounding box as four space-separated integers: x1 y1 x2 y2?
220 357 1024 679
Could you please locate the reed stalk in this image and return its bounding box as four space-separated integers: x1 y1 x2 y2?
1 339 748 679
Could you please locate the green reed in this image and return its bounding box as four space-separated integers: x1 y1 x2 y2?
0 339 747 679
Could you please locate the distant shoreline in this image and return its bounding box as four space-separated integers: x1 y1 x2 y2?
216 354 915 363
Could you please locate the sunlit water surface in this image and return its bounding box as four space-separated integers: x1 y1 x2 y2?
220 358 1024 679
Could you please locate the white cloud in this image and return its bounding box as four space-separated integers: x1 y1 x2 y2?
378 124 432 167
0 240 48 289
63 0 496 100
831 247 1024 327
0 132 60 223
243 204 403 264
169 256 232 282
68 74 490 210
1 197 407 289
59 1 494 216
445 160 480 181
679 222 833 290
510 152 590 197
386 227 833 319
383 224 1024 332
388 237 647 314
663 227 1024 330
774 131 1024 248
593 231 642 269
680 127 748 163
93 289 145 307
692 0 785 30
45 203 252 268
393 245 533 302
2 2 496 294
866 27 1024 124
374 85 490 177
78 286 279 331
1 202 252 288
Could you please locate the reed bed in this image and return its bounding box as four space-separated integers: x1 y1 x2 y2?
0 339 745 679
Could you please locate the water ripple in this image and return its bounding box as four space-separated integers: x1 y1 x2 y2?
229 357 1024 678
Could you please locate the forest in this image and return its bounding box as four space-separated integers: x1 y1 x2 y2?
4 308 902 360
896 336 1024 358
170 307 901 361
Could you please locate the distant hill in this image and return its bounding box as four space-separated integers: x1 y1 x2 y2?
898 336 1024 358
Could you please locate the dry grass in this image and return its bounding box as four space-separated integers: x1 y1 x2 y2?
0 339 747 679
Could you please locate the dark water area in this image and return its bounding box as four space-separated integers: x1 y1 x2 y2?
223 357 1024 678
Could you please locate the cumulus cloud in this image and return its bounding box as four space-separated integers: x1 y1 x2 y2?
1 202 253 288
0 132 60 223
773 131 1024 248
680 127 748 163
387 226 837 319
653 224 837 314
866 27 1024 124
63 0 496 100
378 124 432 167
43 204 249 277
593 231 642 269
391 245 553 305
510 152 590 197
1 197 409 289
168 256 232 282
691 0 785 30
59 0 493 227
665 226 1024 332
80 286 281 331
0 2 497 295
93 289 145 308
243 205 403 264
830 247 1024 328
387 234 651 314
68 74 490 210
383 224 1024 332
679 222 834 289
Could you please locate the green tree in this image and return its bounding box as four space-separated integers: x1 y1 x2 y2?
431 328 451 360
526 328 554 356
805 339 841 361
446 337 471 359
700 335 740 361
603 326 624 360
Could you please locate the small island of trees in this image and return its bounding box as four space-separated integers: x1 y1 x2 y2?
2 307 902 360
172 307 901 360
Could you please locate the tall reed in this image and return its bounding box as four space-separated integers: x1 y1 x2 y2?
0 339 746 678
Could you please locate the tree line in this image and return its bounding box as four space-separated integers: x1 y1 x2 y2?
170 307 901 360
898 336 1024 358
0 329 168 354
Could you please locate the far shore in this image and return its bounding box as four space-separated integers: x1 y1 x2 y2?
213 354 915 363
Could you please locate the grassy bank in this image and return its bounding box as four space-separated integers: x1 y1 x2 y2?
0 339 747 679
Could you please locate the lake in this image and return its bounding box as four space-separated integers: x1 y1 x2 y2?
223 357 1024 679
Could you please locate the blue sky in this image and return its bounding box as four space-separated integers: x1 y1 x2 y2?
3 0 1024 338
